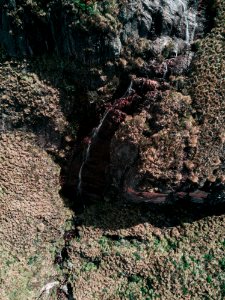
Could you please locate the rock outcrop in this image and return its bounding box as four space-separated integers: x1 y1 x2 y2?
109 0 224 205
75 0 225 206
0 0 224 210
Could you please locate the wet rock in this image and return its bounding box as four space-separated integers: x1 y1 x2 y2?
78 94 142 203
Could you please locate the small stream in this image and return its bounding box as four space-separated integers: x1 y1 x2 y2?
177 0 199 46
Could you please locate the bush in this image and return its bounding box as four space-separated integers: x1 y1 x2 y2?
71 0 96 14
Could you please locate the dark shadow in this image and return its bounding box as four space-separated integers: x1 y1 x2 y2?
75 199 225 231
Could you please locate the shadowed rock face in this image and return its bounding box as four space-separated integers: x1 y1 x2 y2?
48 1 222 206
77 109 126 202
77 93 144 203
0 0 213 93
76 0 225 206
0 0 206 57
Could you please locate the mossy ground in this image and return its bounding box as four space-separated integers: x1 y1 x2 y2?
0 243 59 300
60 202 225 300
0 63 72 300
187 0 225 184
0 200 224 299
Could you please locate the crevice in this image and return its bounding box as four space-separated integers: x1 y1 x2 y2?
66 282 75 300
104 234 148 244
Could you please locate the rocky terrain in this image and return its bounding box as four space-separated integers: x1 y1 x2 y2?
0 0 224 299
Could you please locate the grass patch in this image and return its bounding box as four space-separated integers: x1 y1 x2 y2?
181 255 191 270
204 251 214 262
206 275 212 284
219 258 225 271
82 261 98 272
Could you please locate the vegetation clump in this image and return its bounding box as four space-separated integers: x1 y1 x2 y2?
187 0 225 185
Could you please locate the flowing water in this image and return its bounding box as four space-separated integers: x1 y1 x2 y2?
176 0 199 45
77 109 112 197
177 0 190 44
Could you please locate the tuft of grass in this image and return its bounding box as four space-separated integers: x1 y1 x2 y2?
167 239 178 251
71 0 97 14
82 261 98 272
206 275 212 284
204 251 214 262
219 258 225 271
181 255 190 270
27 255 38 266
182 286 189 295
117 276 158 300
98 236 109 247
133 252 141 261
220 282 225 298
128 275 142 283
221 239 225 248
153 237 161 248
